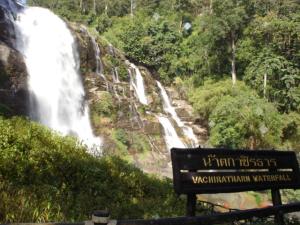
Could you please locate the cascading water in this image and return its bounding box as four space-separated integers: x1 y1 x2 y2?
129 63 148 105
111 67 121 101
156 81 198 147
86 28 110 92
90 33 105 78
108 43 115 56
112 67 120 83
157 116 185 150
15 7 101 152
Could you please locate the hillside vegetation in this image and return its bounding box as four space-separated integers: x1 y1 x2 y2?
0 116 184 222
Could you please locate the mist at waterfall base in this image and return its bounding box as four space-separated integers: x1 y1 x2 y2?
15 7 101 153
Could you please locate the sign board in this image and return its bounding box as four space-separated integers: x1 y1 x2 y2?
171 148 300 194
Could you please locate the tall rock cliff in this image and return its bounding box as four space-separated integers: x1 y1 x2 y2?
0 1 28 116
70 24 207 176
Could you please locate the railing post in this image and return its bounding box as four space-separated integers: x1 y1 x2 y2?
186 194 197 217
272 189 285 225
92 210 110 225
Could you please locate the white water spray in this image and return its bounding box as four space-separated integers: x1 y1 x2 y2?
157 116 185 150
112 67 120 83
156 81 198 147
129 63 148 105
15 7 101 152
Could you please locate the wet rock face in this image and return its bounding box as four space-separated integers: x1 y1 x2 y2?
0 43 29 116
0 4 29 116
68 23 97 75
0 5 16 48
144 121 162 135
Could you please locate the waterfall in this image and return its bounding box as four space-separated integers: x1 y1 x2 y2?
112 67 120 83
90 33 105 79
156 81 198 147
81 26 107 83
157 116 185 150
129 63 148 105
88 29 109 92
15 7 101 152
129 103 144 129
108 43 115 56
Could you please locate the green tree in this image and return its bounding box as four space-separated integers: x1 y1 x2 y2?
244 49 300 113
121 17 182 81
191 0 251 84
209 93 283 149
188 79 284 149
239 12 300 66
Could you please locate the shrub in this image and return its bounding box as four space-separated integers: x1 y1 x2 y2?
92 92 115 117
0 117 184 223
209 93 283 149
188 79 250 121
111 128 129 154
94 14 112 34
130 133 151 153
188 79 283 149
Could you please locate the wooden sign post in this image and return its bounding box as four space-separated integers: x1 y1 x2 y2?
171 148 300 223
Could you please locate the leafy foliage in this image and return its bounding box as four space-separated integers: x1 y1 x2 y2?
281 112 300 151
130 133 151 153
120 17 182 81
188 79 283 149
209 92 283 149
0 116 184 223
244 49 300 113
111 128 129 154
91 92 115 117
188 79 249 121
93 13 112 33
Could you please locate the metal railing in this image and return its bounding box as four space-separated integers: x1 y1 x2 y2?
2 202 300 225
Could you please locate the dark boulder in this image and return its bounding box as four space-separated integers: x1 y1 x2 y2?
0 5 16 48
0 37 28 116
